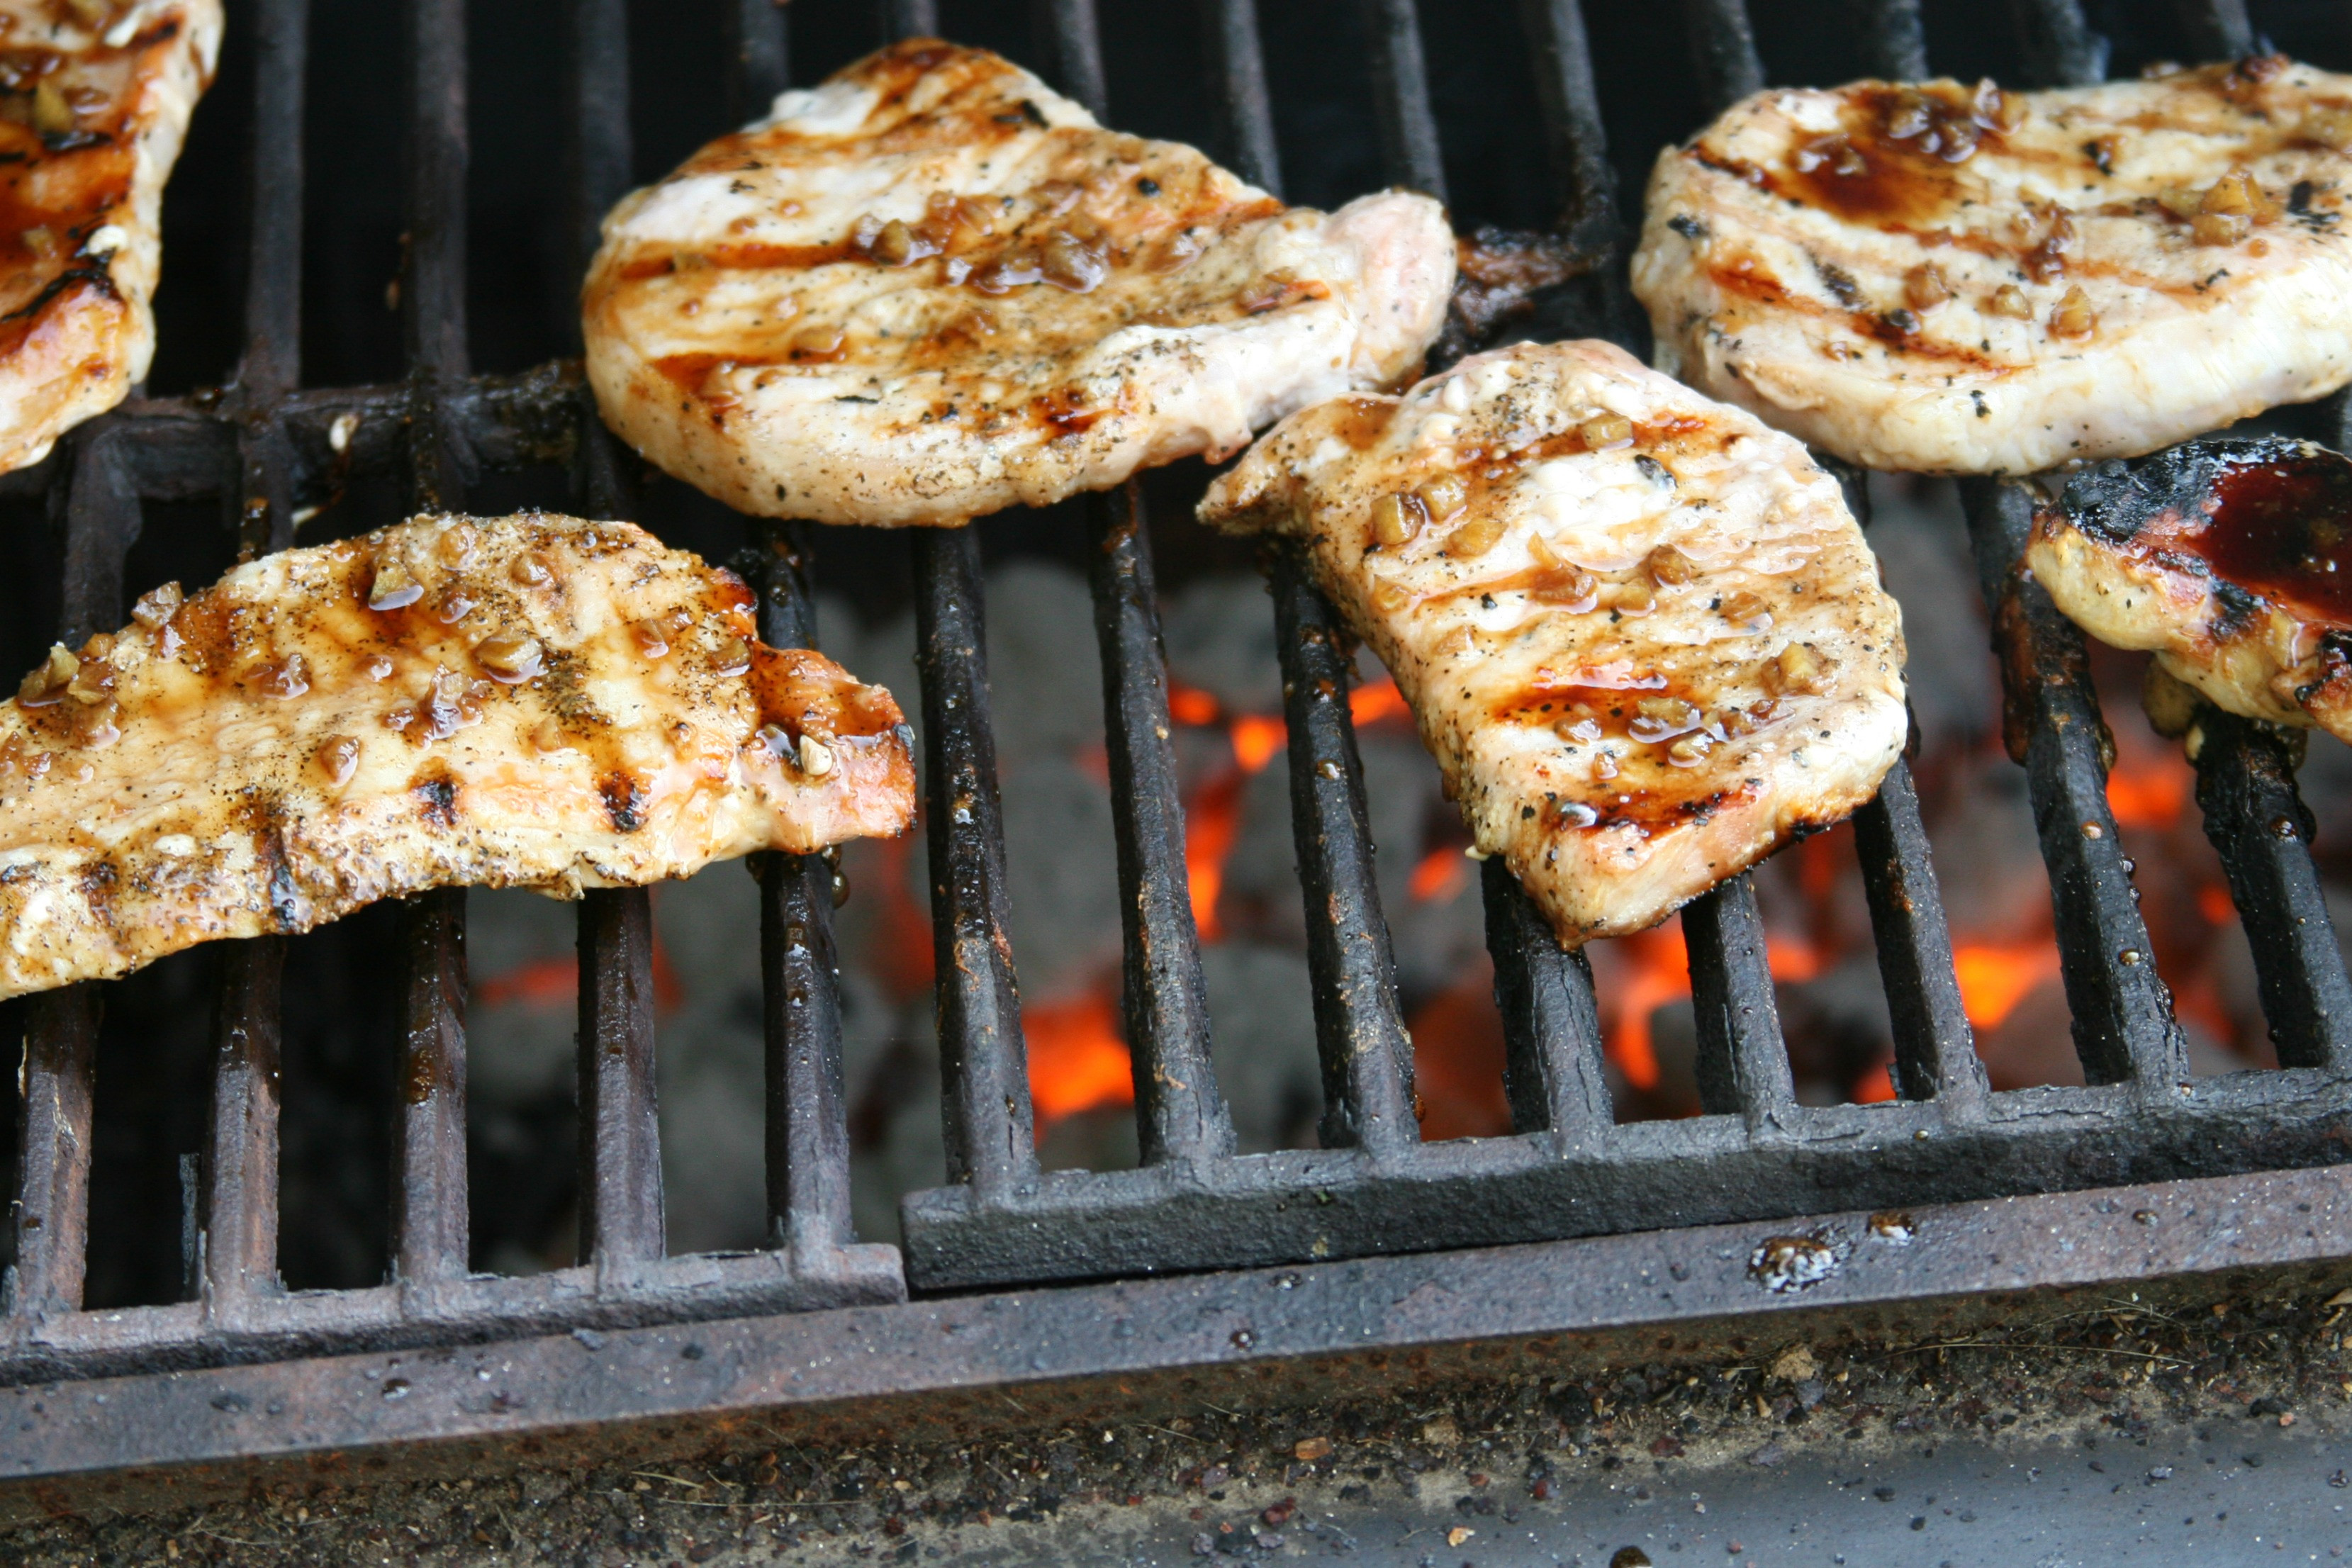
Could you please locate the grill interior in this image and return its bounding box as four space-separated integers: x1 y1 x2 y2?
0 0 2347 1416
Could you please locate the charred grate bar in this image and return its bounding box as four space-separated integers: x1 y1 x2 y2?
0 0 2333 1453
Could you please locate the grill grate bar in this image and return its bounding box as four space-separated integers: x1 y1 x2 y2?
1089 484 1234 1165
1964 478 2188 1093
571 0 634 296
201 942 284 1314
1684 878 1797 1129
391 0 476 1294
749 504 868 1261
564 0 666 1279
1680 0 1764 112
1357 0 1447 201
723 0 791 125
9 430 146 1326
1199 0 1282 198
403 0 470 403
7 988 99 1318
237 0 307 403
914 529 1039 1198
1855 0 1931 82
1854 762 1988 1113
1516 0 1616 240
2178 0 2257 65
392 889 470 1287
1482 859 1612 1140
1270 549 1418 1155
883 0 939 47
576 891 666 1267
1029 0 1107 121
2189 712 2352 1072
2008 0 2107 87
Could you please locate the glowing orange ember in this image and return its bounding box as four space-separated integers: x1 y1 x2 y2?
1951 940 2061 1030
1406 961 1512 1140
2199 882 2236 926
1167 680 1220 727
1025 990 1133 1132
1607 924 1690 1091
1851 1062 1897 1102
2105 756 2188 829
1185 770 1248 942
474 929 686 1012
1230 713 1286 773
1409 845 1469 903
1350 676 1409 727
474 956 577 1011
1766 934 1823 983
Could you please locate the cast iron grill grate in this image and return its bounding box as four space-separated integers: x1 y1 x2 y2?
0 0 2340 1402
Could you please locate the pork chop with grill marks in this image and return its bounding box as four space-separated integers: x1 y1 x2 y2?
0 0 221 475
2029 436 2352 742
1633 58 2352 475
583 38 1454 528
0 512 914 999
1199 340 1908 948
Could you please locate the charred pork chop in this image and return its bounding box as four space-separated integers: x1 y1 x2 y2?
1633 58 2352 475
0 0 221 474
1199 340 1908 947
0 513 914 999
2029 437 2352 741
583 39 1454 528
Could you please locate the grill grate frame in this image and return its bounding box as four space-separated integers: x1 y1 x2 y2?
0 0 2335 1407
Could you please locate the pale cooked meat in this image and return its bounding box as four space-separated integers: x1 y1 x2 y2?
0 513 914 999
0 0 221 474
1199 340 1908 948
2029 436 2352 741
583 38 1454 528
1633 58 2352 475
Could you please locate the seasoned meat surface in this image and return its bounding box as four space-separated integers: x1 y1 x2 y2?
1633 59 2352 475
583 38 1454 527
1199 340 1908 947
0 0 221 474
0 513 914 999
2029 436 2352 741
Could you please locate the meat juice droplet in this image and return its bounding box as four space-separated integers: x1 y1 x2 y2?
2196 452 2352 622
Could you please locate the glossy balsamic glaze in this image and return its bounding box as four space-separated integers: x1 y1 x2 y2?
2197 449 2352 622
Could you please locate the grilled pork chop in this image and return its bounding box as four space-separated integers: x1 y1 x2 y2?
1633 59 2352 475
583 38 1454 528
0 0 221 474
0 513 914 999
1199 340 1908 947
2029 437 2352 741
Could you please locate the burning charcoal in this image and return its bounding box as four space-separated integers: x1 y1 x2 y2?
985 563 1109 772
1866 475 1996 756
1202 945 1323 1152
999 756 1123 1002
1165 573 1287 717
